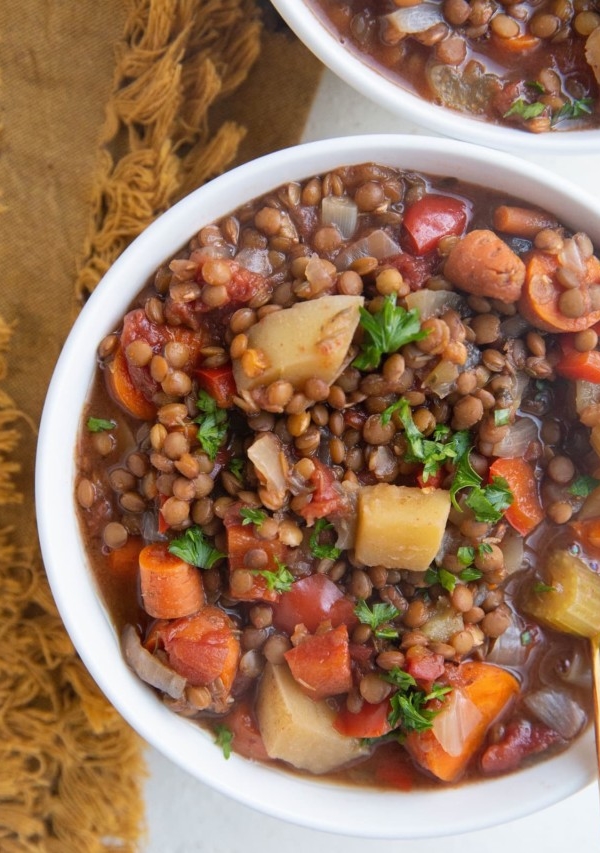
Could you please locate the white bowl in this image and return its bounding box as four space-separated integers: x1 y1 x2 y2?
36 135 597 839
271 0 600 156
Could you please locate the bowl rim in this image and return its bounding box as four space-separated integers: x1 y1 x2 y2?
270 0 600 156
36 134 597 839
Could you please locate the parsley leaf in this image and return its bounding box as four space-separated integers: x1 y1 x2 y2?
240 507 268 527
87 417 116 432
168 525 225 569
354 599 400 638
195 390 228 460
252 557 294 593
554 97 594 123
353 295 428 371
424 566 458 592
533 581 556 593
309 518 342 561
457 545 475 566
494 408 510 427
465 475 513 523
396 399 469 482
383 667 452 733
214 725 233 759
569 475 600 497
504 98 546 120
459 566 483 582
229 457 245 481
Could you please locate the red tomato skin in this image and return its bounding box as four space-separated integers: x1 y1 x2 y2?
333 699 392 739
402 195 469 256
222 700 271 762
297 459 349 524
272 573 357 634
481 718 564 775
159 609 237 687
195 364 237 408
284 624 352 700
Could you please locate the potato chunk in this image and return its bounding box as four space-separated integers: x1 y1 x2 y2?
232 294 363 393
255 663 367 774
355 484 451 571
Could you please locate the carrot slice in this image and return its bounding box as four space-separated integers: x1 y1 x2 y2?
334 698 392 739
492 205 558 239
139 542 205 619
518 251 600 333
106 343 157 420
405 661 519 782
489 457 544 536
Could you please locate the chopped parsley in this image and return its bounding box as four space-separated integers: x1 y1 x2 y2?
458 566 484 583
195 390 228 460
168 525 225 569
252 557 294 593
449 448 513 523
520 629 533 646
383 667 452 733
229 456 245 481
354 599 400 639
424 565 459 593
457 545 475 566
214 725 233 759
503 98 546 120
353 295 428 371
554 97 594 123
309 518 341 561
86 417 116 432
533 581 556 594
395 399 470 482
240 506 268 527
569 475 600 498
494 408 511 427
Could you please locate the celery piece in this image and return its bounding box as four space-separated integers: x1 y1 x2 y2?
521 550 600 638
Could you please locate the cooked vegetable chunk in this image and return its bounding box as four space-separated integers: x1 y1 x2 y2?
355 484 451 571
443 229 525 303
232 295 363 393
255 663 367 774
521 549 600 638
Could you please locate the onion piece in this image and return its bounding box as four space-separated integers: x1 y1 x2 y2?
422 359 459 398
321 196 358 240
523 688 586 739
575 378 600 415
487 617 531 667
385 4 445 36
334 229 401 271
432 688 483 757
122 624 186 699
491 416 538 458
499 529 525 576
235 247 272 276
405 288 465 320
248 433 289 506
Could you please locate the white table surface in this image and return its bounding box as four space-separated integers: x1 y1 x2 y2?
143 69 600 852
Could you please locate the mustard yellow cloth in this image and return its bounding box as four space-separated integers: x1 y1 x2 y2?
0 1 322 849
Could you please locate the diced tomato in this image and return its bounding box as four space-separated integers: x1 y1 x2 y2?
481 717 564 775
196 259 267 306
556 348 600 383
416 467 444 489
224 522 289 602
402 195 469 256
222 699 271 762
195 364 238 408
159 607 240 690
385 251 438 290
488 457 544 536
297 458 349 525
334 698 392 739
405 647 445 689
284 624 352 700
272 573 357 634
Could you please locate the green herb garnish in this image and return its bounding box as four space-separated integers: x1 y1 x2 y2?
214 725 233 759
396 399 469 482
240 507 268 527
195 390 228 460
309 518 342 561
353 295 427 371
504 98 546 120
494 408 510 427
87 417 116 432
533 582 557 594
168 525 225 569
383 667 452 733
449 449 513 523
424 566 458 593
354 599 400 639
554 97 594 123
569 475 600 498
520 629 533 646
252 557 294 593
229 456 245 481
457 546 475 566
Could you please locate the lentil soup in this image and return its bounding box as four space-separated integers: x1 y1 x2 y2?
306 0 600 133
76 161 600 790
